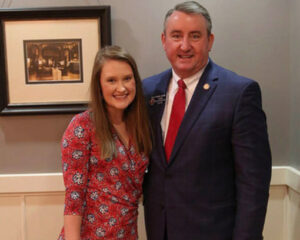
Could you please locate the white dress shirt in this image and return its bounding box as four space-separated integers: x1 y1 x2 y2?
161 67 207 143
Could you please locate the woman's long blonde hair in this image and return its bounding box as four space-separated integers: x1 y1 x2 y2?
90 45 152 158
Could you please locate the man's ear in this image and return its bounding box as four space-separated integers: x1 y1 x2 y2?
208 33 214 52
161 32 166 51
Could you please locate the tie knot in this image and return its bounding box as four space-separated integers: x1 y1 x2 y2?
178 79 186 89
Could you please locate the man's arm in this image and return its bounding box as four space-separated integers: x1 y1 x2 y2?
232 81 272 240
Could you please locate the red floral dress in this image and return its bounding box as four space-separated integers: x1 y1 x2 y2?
57 111 148 240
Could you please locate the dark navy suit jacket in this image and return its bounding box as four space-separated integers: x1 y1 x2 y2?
142 60 272 240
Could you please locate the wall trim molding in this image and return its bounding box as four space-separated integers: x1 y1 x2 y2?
0 173 64 193
0 166 299 194
271 166 300 193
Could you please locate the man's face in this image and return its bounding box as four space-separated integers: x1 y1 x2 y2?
162 11 214 78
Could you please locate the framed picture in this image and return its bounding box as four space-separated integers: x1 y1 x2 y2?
23 39 84 84
0 6 111 115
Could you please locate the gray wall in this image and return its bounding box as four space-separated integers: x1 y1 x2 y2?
290 0 300 170
0 0 297 173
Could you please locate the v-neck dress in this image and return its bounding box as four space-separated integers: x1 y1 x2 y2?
57 111 148 240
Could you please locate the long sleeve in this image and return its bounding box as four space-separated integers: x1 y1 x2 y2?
61 113 91 216
232 81 272 239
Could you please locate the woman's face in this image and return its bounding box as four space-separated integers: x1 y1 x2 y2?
100 59 136 118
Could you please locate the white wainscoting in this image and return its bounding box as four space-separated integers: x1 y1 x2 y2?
0 167 299 240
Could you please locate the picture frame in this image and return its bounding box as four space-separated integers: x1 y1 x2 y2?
0 6 111 115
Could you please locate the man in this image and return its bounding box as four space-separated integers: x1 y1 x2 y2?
142 1 272 240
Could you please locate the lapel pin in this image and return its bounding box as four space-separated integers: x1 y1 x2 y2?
203 83 210 90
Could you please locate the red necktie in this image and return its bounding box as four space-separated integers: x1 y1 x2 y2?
165 79 186 162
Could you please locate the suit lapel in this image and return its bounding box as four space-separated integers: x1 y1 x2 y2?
148 70 172 167
168 61 219 164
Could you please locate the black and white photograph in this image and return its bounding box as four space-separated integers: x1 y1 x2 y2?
24 39 83 84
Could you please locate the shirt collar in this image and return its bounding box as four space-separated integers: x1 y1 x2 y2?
171 62 208 91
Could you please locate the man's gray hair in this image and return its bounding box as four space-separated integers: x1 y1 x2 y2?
163 1 212 35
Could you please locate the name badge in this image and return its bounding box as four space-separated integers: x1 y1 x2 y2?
149 94 166 105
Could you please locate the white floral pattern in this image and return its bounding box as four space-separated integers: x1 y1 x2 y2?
57 111 147 240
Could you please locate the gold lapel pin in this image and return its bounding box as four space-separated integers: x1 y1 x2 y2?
203 83 210 90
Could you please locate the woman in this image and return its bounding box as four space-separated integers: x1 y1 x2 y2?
58 45 152 240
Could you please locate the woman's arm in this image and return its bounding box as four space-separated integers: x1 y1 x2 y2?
61 113 91 239
64 215 82 240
